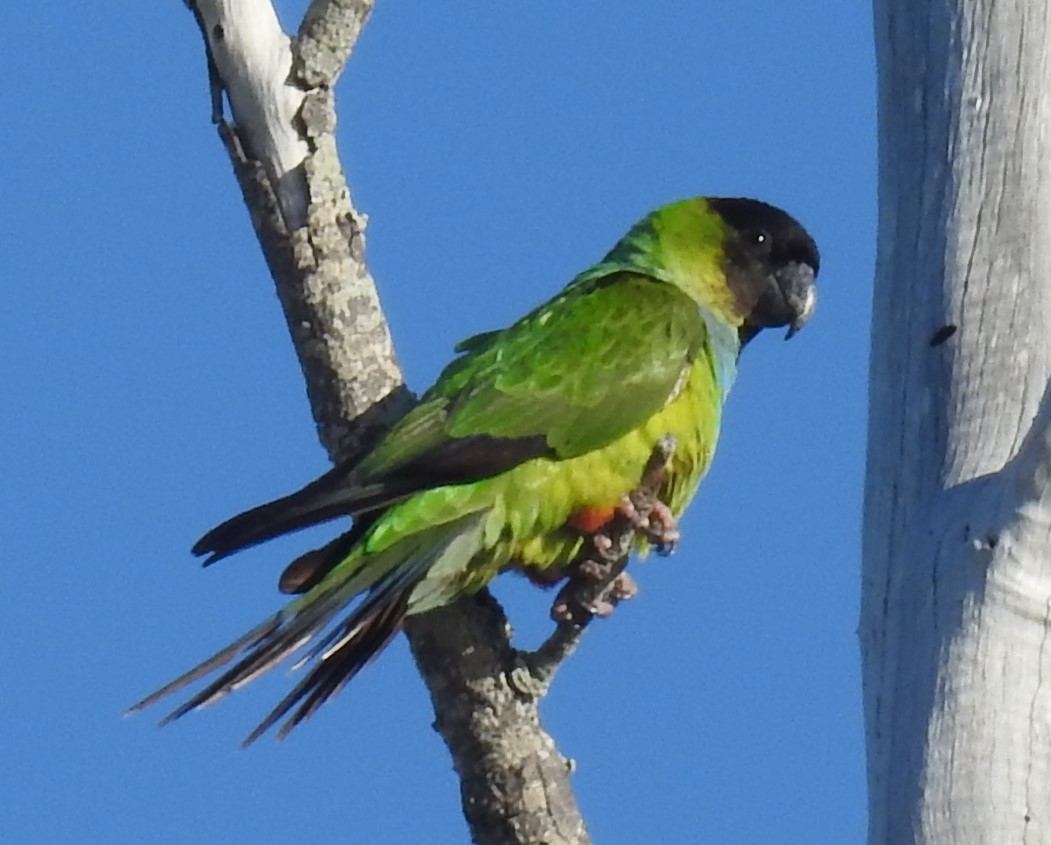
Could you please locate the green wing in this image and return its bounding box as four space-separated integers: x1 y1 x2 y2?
362 271 707 475
193 271 708 563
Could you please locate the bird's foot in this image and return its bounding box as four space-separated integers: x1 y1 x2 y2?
614 490 680 555
550 566 638 622
548 436 680 624
529 437 680 689
550 531 638 624
607 570 639 603
640 497 681 554
622 434 681 554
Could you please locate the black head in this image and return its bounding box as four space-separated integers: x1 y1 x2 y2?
708 197 819 344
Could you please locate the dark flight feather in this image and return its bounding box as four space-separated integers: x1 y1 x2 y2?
136 513 485 743
193 434 550 566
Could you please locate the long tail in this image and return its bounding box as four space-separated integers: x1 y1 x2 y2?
129 512 487 745
192 464 407 566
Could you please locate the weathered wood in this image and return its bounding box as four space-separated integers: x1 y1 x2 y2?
866 2 1051 841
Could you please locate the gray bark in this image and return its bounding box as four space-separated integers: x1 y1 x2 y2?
866 1 1051 841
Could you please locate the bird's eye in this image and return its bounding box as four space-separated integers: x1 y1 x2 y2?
753 230 770 249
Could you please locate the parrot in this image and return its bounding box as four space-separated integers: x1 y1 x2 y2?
130 196 819 743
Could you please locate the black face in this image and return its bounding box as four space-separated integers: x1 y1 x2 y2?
708 197 820 344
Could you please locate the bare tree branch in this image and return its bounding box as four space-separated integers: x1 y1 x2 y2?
188 0 409 459
183 2 600 842
405 599 590 845
296 0 375 87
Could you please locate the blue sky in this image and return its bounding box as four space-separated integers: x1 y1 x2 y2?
2 2 874 842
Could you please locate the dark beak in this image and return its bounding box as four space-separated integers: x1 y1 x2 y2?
780 262 817 339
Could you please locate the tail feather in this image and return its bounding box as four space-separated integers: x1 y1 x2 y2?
247 588 409 746
130 511 488 743
192 465 400 566
283 598 406 733
126 615 281 715
149 574 372 726
277 516 378 595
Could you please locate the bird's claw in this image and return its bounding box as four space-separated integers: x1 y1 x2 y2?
550 570 637 624
641 499 680 554
577 558 613 581
610 571 639 602
618 494 680 555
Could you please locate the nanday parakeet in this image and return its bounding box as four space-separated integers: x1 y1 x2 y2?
131 196 819 742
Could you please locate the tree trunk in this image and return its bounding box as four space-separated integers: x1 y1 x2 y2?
866 1 1051 841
